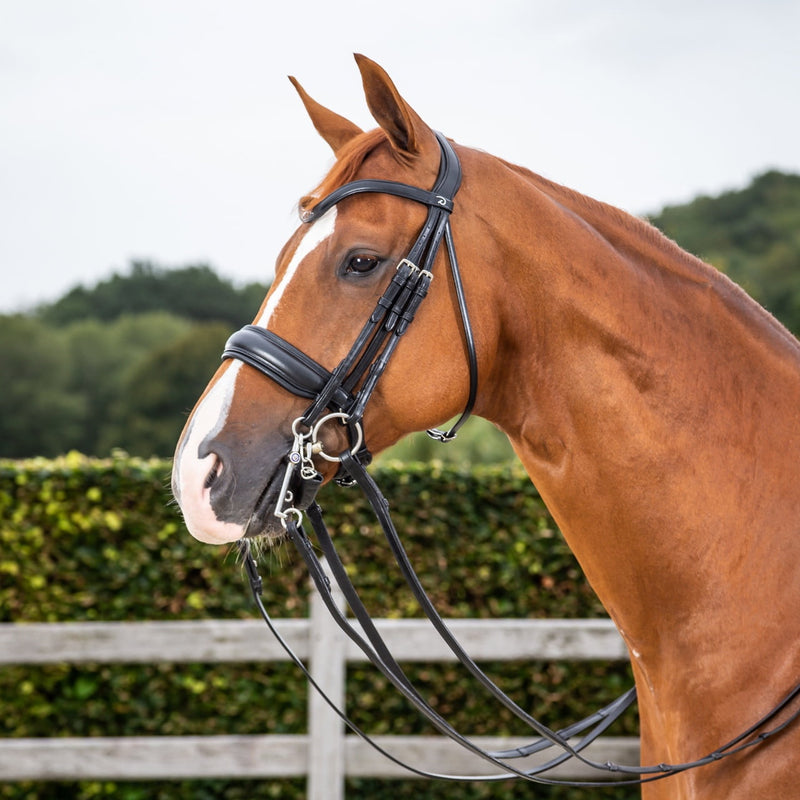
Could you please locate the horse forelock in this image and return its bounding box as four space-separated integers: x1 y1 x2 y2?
299 128 389 214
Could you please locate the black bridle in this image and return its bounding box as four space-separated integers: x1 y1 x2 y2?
222 133 800 786
222 131 477 461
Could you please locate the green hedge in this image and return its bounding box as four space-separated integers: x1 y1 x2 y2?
0 453 638 800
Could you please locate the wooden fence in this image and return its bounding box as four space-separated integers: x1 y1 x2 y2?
0 568 638 798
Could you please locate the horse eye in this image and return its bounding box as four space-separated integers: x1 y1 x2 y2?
345 255 380 274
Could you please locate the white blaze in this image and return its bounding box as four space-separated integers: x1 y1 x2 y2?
257 207 337 328
174 208 338 544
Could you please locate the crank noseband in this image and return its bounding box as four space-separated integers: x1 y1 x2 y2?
222 326 355 409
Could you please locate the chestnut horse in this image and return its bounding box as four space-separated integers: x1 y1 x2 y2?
172 55 800 797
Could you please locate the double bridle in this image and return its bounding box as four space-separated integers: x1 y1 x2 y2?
222 132 476 466
221 133 800 786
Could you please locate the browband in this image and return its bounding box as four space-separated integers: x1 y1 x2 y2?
303 180 454 222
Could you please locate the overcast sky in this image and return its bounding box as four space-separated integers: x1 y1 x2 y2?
1 0 798 312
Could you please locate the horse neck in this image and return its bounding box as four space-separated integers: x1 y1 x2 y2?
469 152 800 681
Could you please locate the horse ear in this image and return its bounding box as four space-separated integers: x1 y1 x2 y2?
289 75 364 155
353 53 438 161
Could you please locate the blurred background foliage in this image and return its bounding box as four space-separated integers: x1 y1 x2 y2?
1 170 799 460
0 455 636 800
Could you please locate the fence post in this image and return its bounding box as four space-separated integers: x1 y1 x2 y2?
307 559 346 800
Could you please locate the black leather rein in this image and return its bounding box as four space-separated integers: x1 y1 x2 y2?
222 132 800 786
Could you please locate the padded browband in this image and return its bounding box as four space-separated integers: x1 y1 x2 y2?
222 325 354 409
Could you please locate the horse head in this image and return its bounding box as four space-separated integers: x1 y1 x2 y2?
172 55 497 545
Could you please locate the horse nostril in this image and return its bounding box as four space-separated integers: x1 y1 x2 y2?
204 456 223 490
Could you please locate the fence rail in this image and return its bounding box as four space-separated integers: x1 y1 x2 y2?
0 734 640 782
0 570 638 797
0 617 629 664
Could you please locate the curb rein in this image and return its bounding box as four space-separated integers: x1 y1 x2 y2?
222 134 800 785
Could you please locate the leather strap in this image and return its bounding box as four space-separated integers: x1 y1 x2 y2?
303 179 454 221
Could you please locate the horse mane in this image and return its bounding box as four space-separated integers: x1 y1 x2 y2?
298 131 798 355
300 128 388 213
498 156 720 280
498 157 800 354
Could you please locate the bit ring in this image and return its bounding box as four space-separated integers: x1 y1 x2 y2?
311 412 364 463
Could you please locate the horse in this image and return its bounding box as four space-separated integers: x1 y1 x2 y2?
172 54 800 798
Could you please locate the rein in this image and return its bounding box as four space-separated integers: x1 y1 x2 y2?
223 133 800 785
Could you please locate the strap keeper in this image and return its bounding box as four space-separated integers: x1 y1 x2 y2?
426 427 458 443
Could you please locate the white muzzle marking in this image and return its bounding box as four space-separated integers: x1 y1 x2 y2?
173 208 338 544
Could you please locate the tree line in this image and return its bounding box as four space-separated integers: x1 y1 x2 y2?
2 170 799 460
0 263 269 459
648 170 800 329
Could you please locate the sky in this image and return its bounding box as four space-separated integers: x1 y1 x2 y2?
1 0 798 312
